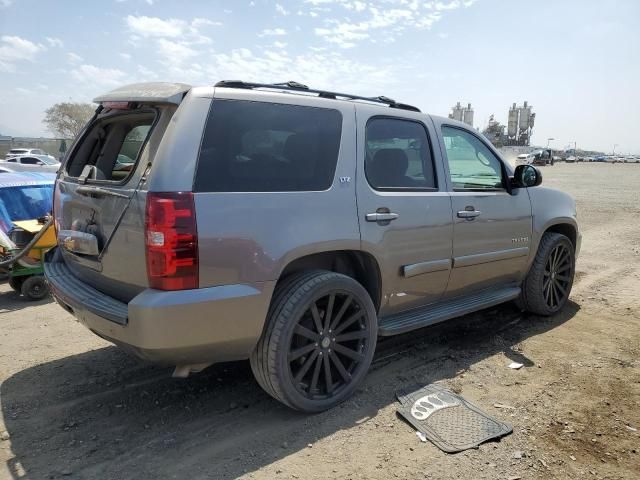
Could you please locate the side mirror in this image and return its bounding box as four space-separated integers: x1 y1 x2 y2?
512 164 542 188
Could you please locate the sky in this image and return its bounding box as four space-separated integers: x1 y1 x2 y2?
0 0 639 154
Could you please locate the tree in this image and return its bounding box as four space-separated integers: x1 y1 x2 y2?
43 102 95 139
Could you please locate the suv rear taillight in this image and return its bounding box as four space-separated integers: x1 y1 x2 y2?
145 192 198 290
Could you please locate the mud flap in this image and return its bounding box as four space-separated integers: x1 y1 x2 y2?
396 384 512 453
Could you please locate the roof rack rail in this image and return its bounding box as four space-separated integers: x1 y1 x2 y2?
214 80 421 112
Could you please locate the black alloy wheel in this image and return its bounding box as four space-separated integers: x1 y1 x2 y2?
543 242 572 309
288 291 370 400
250 271 378 412
520 232 575 316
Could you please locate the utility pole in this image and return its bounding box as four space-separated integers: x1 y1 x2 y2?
613 144 618 155
547 137 555 148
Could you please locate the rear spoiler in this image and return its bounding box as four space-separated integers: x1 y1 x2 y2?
93 82 192 105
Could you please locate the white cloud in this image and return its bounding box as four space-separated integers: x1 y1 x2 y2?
157 38 197 64
137 65 158 79
0 0 12 7
275 3 289 15
126 15 186 38
119 53 132 61
70 64 127 89
0 35 45 72
125 15 215 49
259 28 287 37
192 17 222 28
67 52 83 64
46 37 64 48
307 0 477 47
207 48 394 95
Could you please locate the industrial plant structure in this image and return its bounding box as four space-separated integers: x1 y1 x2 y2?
482 101 536 147
506 101 535 146
449 102 474 127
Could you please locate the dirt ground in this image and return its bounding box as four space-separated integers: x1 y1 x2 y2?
1 162 639 480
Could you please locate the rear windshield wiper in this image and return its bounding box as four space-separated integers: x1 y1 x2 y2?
76 185 129 199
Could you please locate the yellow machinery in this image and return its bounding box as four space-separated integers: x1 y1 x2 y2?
0 218 56 300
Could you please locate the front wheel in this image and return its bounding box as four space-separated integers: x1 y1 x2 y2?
520 233 575 315
21 275 50 301
250 271 378 412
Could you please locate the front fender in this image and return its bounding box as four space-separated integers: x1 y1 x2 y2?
526 186 579 270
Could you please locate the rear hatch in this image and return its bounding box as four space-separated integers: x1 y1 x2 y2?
52 82 190 303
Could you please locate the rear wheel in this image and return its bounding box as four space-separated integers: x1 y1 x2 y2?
520 233 575 315
20 275 49 301
250 271 378 412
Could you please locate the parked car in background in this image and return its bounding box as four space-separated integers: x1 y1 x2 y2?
515 152 535 166
532 149 554 166
45 81 581 413
0 155 61 173
565 156 577 163
6 148 56 162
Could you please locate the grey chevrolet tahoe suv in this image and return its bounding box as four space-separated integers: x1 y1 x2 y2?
45 81 580 412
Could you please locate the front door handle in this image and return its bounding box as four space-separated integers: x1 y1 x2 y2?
457 210 482 219
366 212 399 222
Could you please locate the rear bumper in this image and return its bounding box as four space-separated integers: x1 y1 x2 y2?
45 249 275 365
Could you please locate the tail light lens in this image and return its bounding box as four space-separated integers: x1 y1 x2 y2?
145 192 198 290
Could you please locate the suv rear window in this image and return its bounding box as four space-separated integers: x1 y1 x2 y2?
194 99 342 192
65 111 155 182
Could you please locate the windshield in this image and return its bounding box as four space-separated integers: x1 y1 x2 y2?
39 156 59 165
0 184 53 233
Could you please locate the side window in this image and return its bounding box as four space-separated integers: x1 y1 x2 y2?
21 157 40 165
195 99 343 192
365 117 436 190
441 126 504 190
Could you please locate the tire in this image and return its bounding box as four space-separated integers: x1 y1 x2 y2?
8 275 25 292
520 233 575 316
250 270 378 412
20 275 49 301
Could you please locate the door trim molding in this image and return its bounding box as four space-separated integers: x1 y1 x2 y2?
453 247 529 268
403 259 451 278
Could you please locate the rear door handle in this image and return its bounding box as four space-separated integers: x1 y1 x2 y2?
366 212 399 222
457 210 481 219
